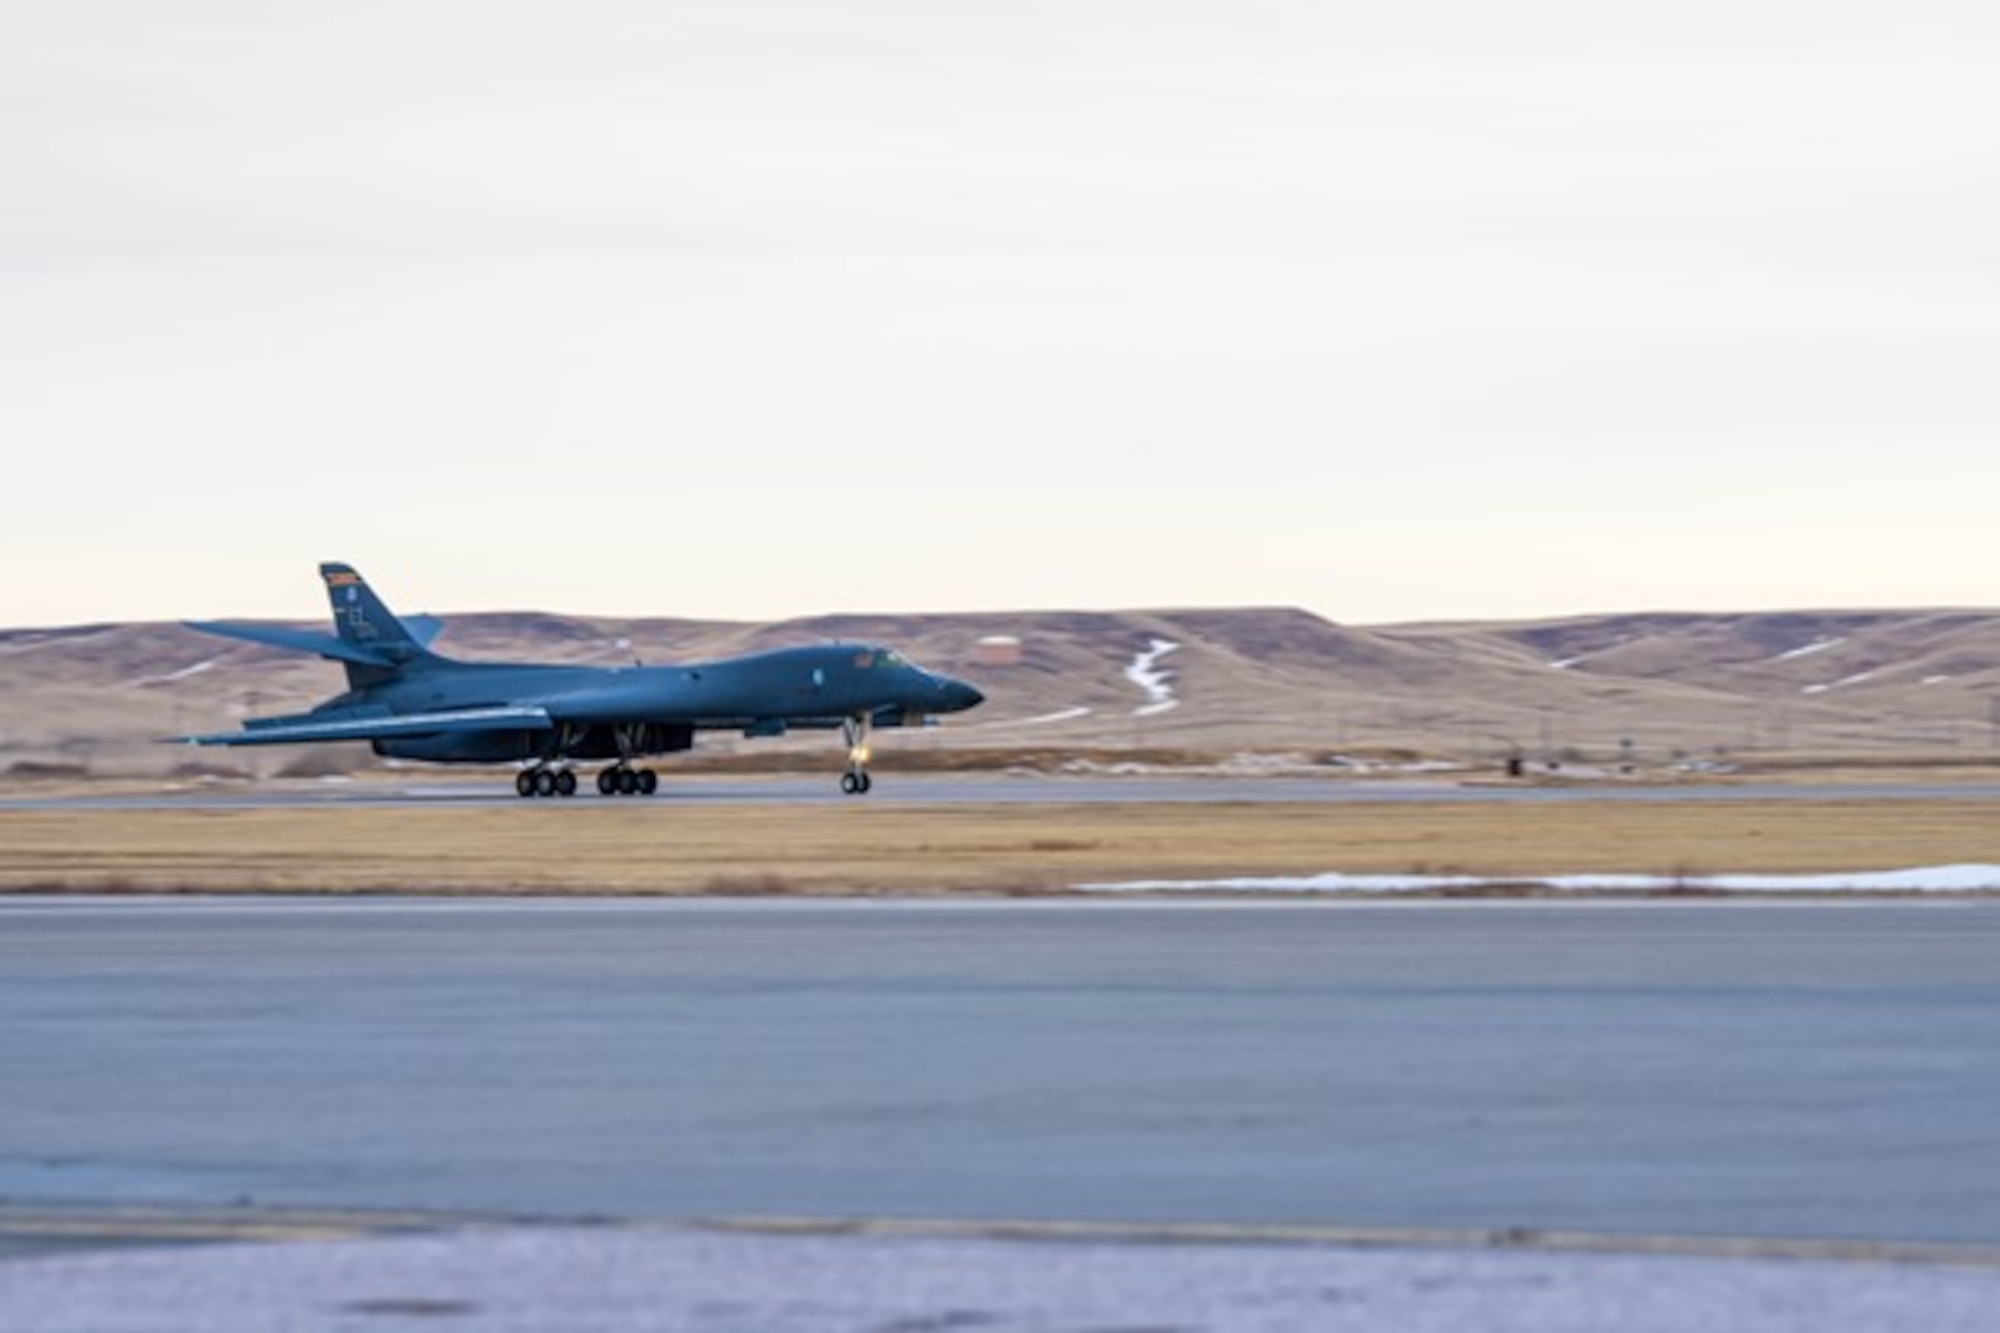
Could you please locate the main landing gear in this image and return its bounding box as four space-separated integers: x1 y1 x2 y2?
840 716 874 796
513 765 657 798
515 766 578 799
596 765 659 797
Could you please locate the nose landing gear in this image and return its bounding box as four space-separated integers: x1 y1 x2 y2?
840 717 874 796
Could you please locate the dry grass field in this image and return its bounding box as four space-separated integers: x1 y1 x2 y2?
2 796 1995 896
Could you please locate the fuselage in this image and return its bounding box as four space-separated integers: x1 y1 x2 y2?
310 642 982 764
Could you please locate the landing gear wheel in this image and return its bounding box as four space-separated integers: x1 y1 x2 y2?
597 768 619 797
616 768 638 796
636 769 658 795
516 770 537 799
533 768 557 798
555 769 577 798
840 715 874 797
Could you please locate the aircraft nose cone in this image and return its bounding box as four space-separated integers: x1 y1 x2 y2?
940 676 984 712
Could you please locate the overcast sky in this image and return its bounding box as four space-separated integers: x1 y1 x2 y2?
6 1 1998 628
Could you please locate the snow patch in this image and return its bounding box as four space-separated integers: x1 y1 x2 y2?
1126 639 1180 716
1079 864 2000 895
1802 670 1876 695
1008 707 1094 727
1772 638 1843 662
129 659 219 687
1545 636 1635 671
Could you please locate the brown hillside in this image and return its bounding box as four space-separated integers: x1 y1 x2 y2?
3 605 1999 778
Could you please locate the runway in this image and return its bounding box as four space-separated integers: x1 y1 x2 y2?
9 771 2000 810
4 897 1997 1247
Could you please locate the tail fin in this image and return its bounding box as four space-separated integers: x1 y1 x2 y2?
320 563 433 686
184 564 443 689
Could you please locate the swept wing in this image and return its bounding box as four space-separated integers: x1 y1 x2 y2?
185 705 553 748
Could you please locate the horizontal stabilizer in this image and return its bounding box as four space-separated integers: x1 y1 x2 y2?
400 614 446 649
184 620 399 669
182 705 553 747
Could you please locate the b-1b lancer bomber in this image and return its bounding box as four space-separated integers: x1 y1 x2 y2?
180 563 984 798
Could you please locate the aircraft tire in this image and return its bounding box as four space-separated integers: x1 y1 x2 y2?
840 772 860 795
614 768 636 796
515 771 536 799
533 769 557 798
637 769 658 795
555 769 577 798
597 769 618 796
858 772 873 794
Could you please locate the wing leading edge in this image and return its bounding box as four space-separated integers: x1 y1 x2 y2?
183 705 553 748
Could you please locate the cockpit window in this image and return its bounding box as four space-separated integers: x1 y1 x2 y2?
879 650 905 667
853 651 876 669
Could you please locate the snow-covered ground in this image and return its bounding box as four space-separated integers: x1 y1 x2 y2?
1773 637 1844 662
1546 636 1634 670
993 706 1094 728
1803 670 1877 695
1082 864 2000 895
969 640 1180 732
1056 752 1468 777
127 658 218 688
1126 638 1180 716
3 1224 1995 1333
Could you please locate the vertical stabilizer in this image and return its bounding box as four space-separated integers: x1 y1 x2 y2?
320 563 430 685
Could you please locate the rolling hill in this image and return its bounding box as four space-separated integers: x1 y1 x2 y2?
3 604 1998 779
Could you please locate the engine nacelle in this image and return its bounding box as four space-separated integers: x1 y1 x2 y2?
557 723 695 760
372 732 545 764
372 723 695 764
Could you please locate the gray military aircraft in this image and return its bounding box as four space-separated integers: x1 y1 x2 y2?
181 563 984 798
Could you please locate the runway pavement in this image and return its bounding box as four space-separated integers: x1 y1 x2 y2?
4 897 1997 1242
9 771 2000 810
7 896 1998 1329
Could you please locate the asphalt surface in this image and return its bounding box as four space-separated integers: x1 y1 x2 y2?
9 772 2000 809
3 898 1997 1245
